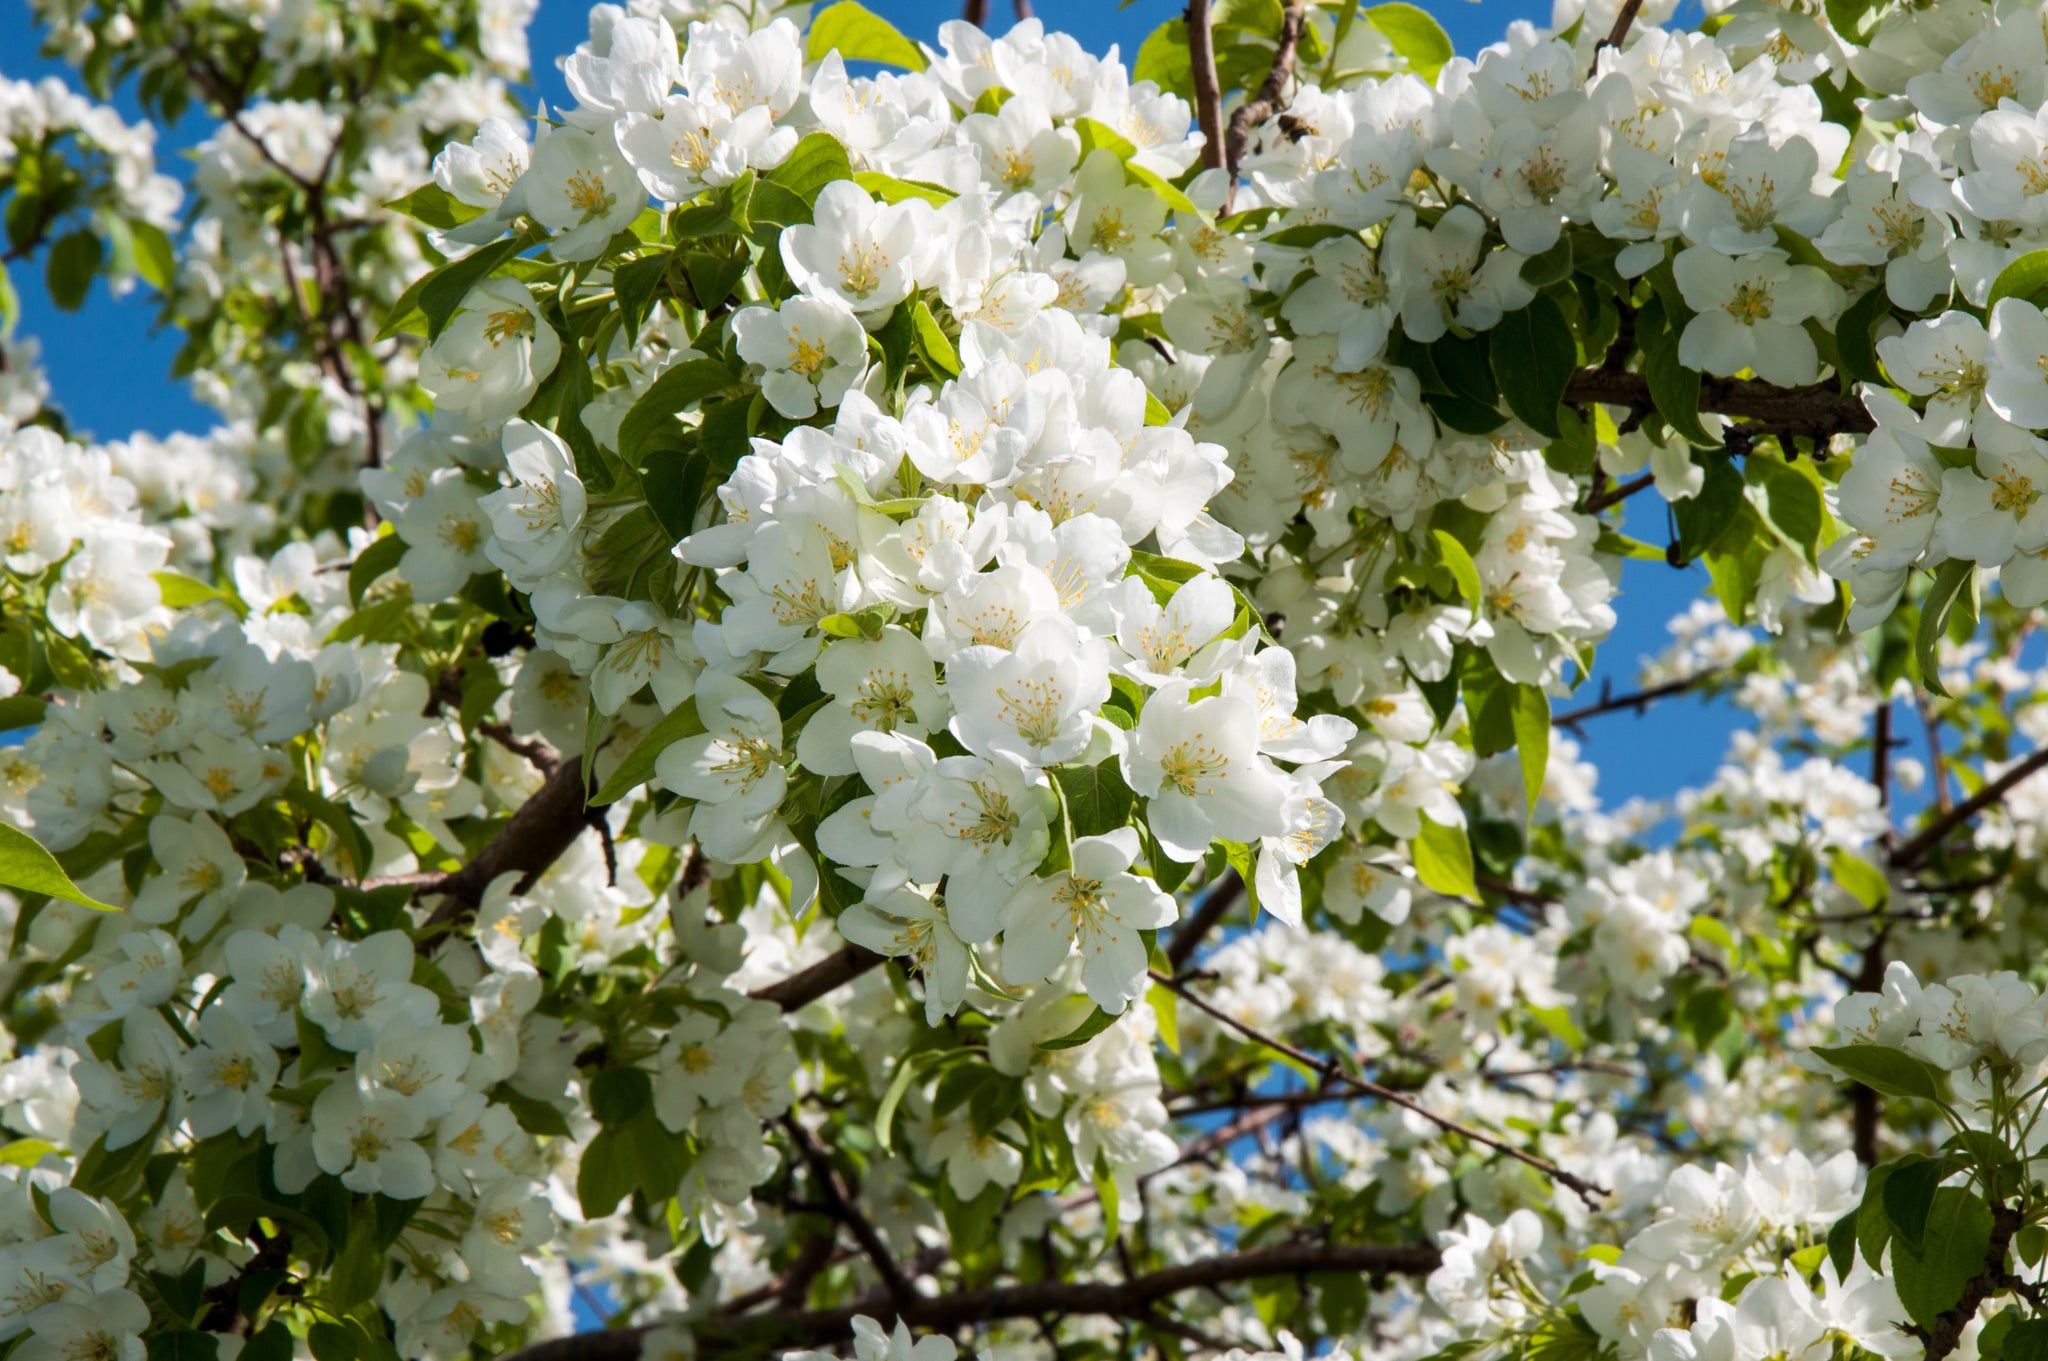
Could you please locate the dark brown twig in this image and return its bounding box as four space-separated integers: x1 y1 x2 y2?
748 945 886 1011
1552 672 1719 731
1164 870 1244 970
1150 970 1609 1206
781 1117 915 1304
1888 748 2048 870
1590 0 1647 74
1219 0 1309 213
1185 0 1227 173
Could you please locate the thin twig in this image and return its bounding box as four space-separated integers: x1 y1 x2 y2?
781 1117 915 1304
1150 970 1609 1206
1552 672 1719 731
1590 0 1647 75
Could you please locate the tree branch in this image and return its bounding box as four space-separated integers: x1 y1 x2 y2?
500 1241 1441 1361
1888 747 2048 870
1165 870 1244 971
1151 970 1609 1206
781 1116 916 1305
1565 369 1873 440
1590 0 1646 74
403 758 599 927
1219 0 1309 211
1552 672 1719 732
748 945 885 1011
1185 0 1227 173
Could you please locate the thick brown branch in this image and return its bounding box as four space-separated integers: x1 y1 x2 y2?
1185 0 1227 173
1220 0 1309 211
501 1241 1441 1361
1165 870 1244 970
749 945 885 1011
1565 369 1873 440
406 758 598 928
1888 747 2048 870
1151 971 1609 1206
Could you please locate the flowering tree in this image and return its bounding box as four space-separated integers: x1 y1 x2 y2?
10 0 2048 1358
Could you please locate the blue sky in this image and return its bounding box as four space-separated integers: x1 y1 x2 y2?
0 0 1752 804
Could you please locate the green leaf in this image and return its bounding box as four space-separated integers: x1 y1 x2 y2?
576 1125 637 1218
384 182 484 231
911 300 960 377
1133 20 1193 99
1432 529 1482 620
1126 160 1203 219
1509 683 1550 817
1748 457 1827 563
1987 249 2048 310
1834 285 1890 386
804 1 928 69
0 695 46 732
1074 118 1138 162
1827 1210 1859 1281
1639 298 1719 448
45 230 103 311
590 1068 653 1126
146 1334 220 1361
154 571 248 619
1053 762 1134 838
765 133 855 208
1367 3 1453 80
1982 1311 2022 1361
1672 455 1746 564
243 1324 293 1361
348 532 407 607
854 171 955 207
0 824 114 910
875 1051 924 1153
1040 1005 1121 1050
1884 1155 1949 1253
612 252 671 339
591 699 703 806
1810 1044 1952 1105
1891 1189 1994 1329
0 1138 58 1167
1412 815 1477 900
1916 560 1976 698
1829 849 1889 909
617 359 738 466
418 230 535 341
1489 295 1576 439
328 1217 386 1308
307 1324 356 1361
131 220 176 291
2003 1319 2048 1361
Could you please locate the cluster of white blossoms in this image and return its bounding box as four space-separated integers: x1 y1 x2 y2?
0 70 181 261
18 0 2048 1356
